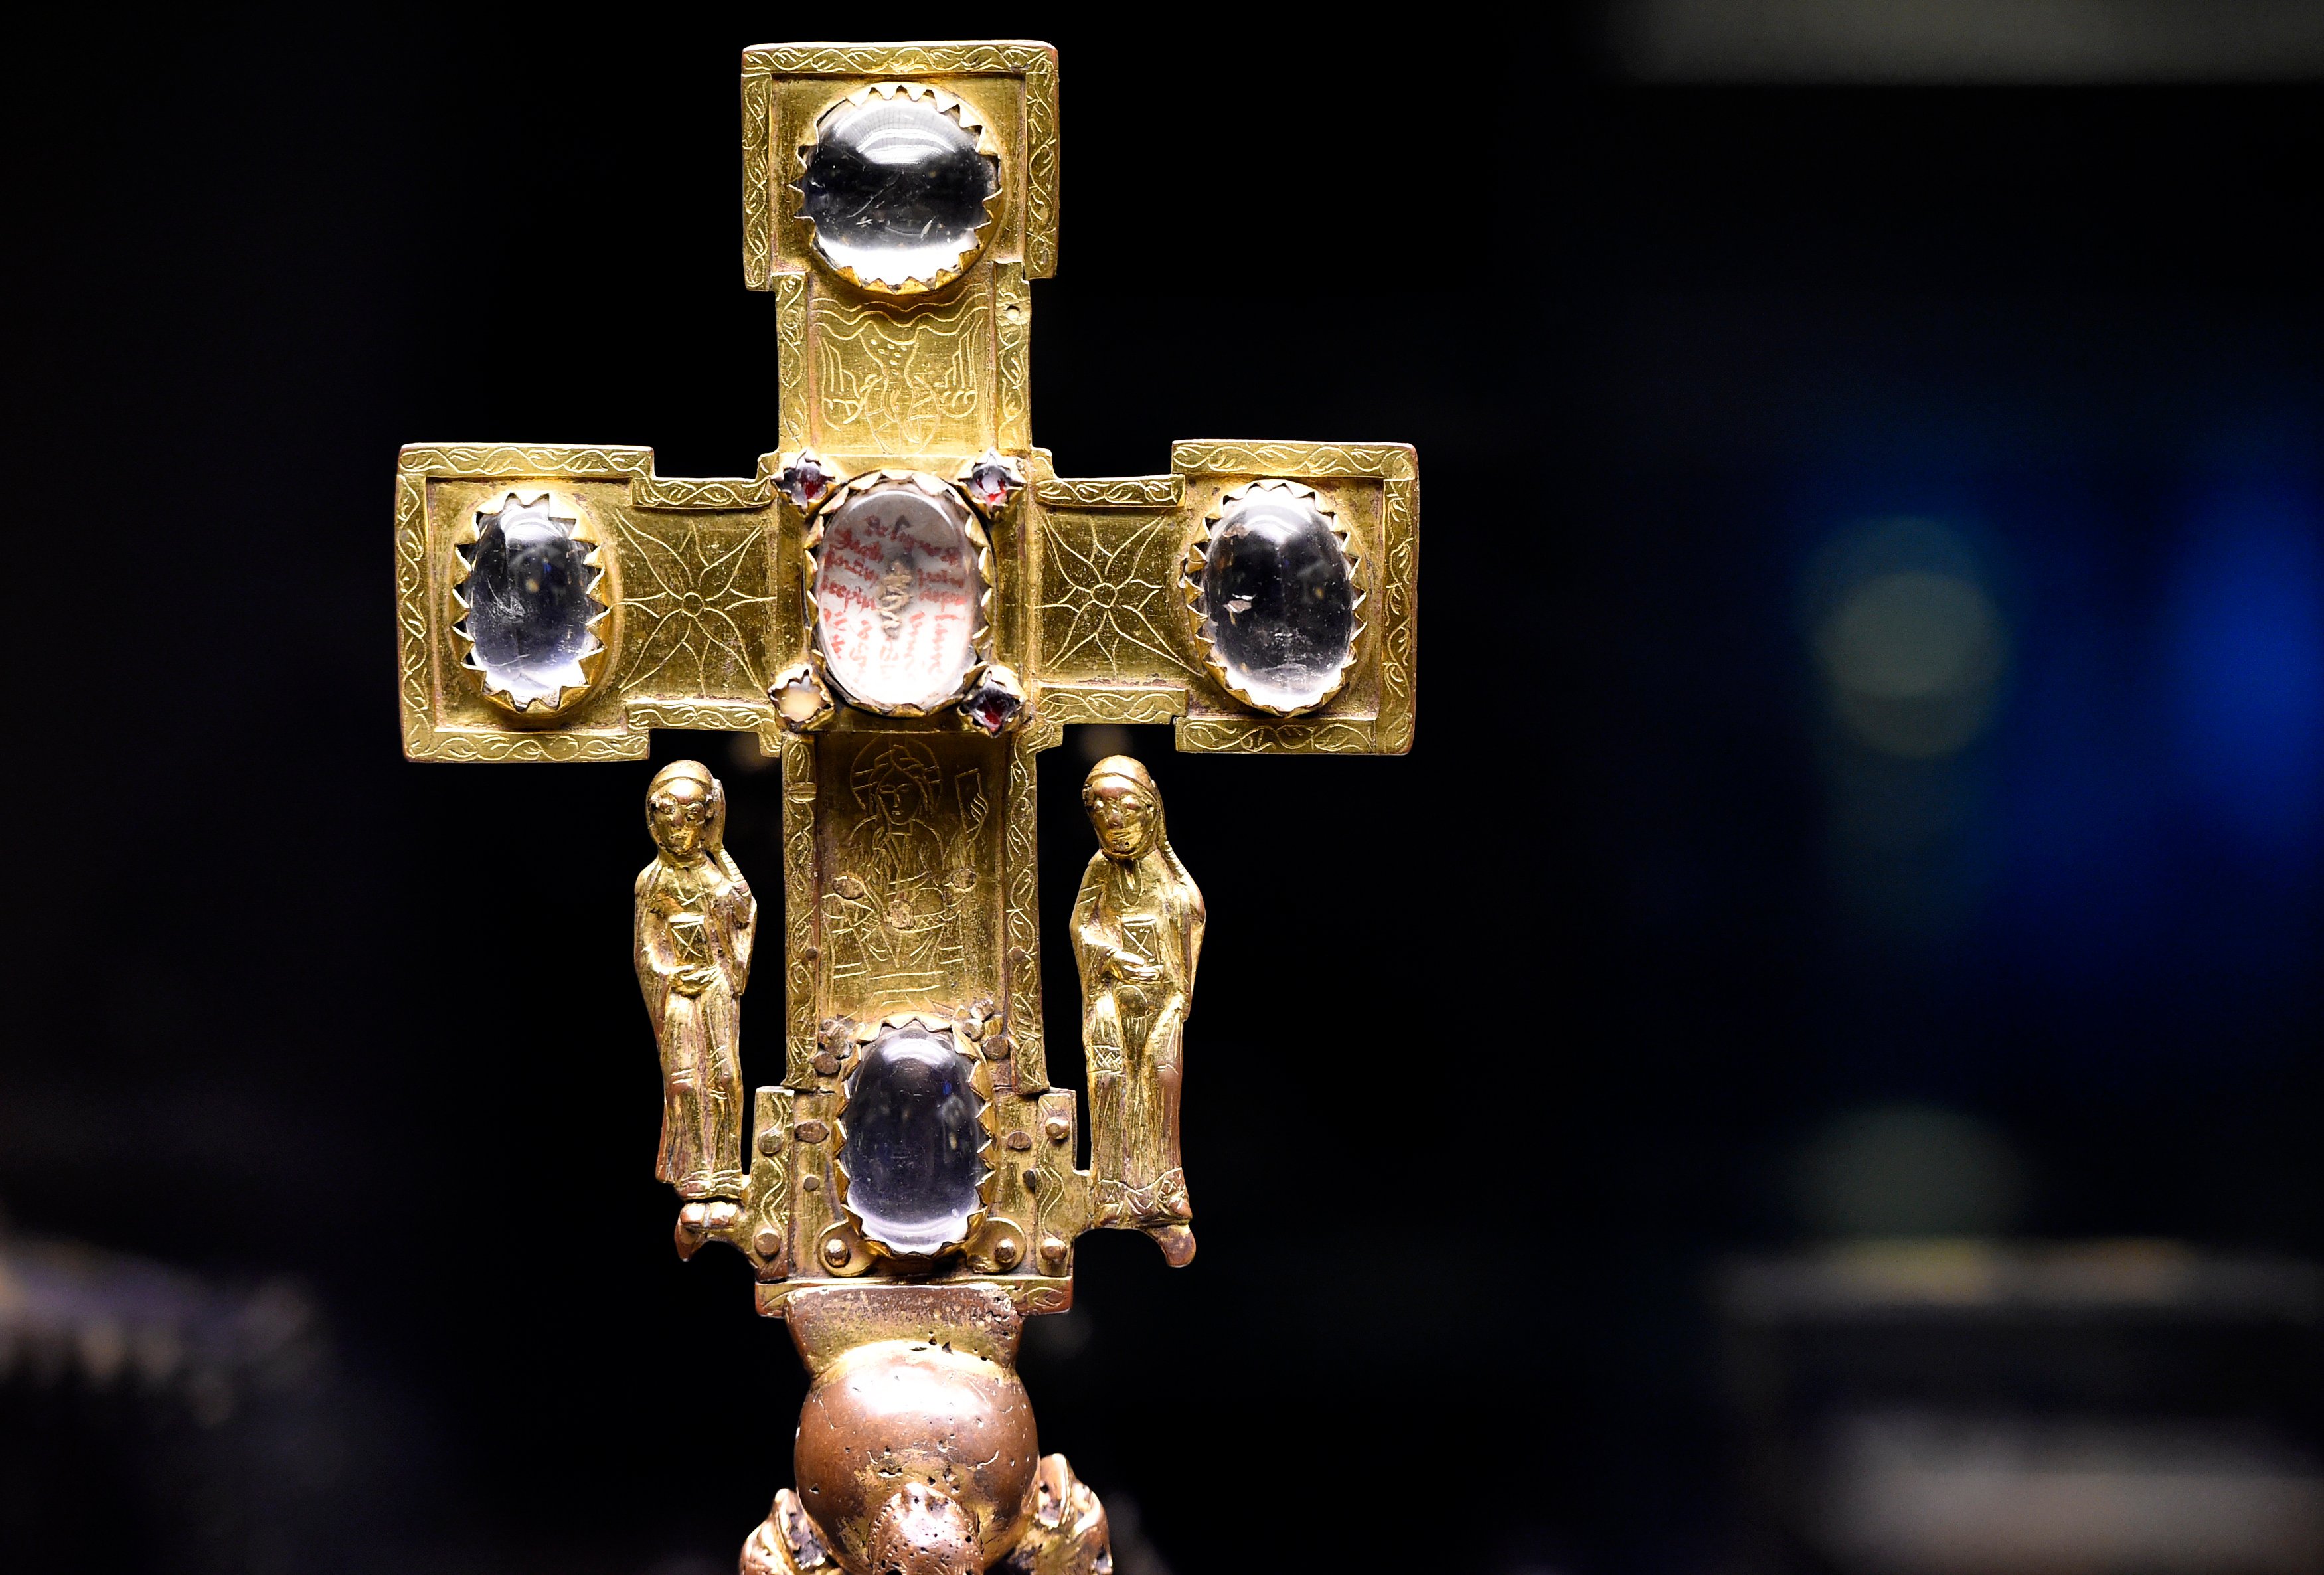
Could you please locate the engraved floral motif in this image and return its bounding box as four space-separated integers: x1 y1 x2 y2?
1038 517 1193 680
625 518 774 700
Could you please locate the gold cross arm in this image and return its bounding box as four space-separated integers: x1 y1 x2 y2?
394 42 1416 766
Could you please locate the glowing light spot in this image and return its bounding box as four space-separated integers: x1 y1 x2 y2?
1811 522 2009 758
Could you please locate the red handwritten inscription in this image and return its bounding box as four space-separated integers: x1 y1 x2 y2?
813 485 982 710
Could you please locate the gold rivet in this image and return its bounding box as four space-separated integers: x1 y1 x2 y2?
801 1174 821 1193
1042 1116 1069 1143
1038 1235 1067 1269
822 1235 852 1268
754 1229 781 1256
993 1234 1023 1269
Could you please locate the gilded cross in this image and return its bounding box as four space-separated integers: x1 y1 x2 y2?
394 40 1418 1574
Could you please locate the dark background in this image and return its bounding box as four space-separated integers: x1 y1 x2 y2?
4 6 2318 1574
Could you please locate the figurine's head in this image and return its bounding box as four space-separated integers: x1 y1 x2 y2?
1082 755 1160 861
646 760 724 859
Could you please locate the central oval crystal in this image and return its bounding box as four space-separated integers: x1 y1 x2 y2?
839 1025 986 1257
812 478 985 712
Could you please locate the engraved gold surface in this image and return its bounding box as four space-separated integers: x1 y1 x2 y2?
807 286 997 459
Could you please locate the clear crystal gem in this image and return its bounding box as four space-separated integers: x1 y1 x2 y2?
840 1025 985 1256
1197 488 1357 712
458 493 602 709
801 91 998 288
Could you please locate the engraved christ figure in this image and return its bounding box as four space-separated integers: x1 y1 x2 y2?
1073 756 1204 1266
825 740 982 1014
634 760 757 1238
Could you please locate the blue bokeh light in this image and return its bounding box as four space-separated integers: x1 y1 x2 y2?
2165 473 2324 865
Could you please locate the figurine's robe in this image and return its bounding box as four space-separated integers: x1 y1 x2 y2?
635 851 756 1197
1072 845 1203 1211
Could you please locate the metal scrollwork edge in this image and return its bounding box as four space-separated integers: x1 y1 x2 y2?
1033 475 1185 509
742 68 773 289
780 732 821 1089
997 264 1031 451
1171 440 1417 481
1175 717 1381 755
1003 734 1048 1091
1377 471 1419 754
775 274 809 448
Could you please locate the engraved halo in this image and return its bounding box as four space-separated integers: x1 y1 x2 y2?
793 82 1005 297
831 1013 997 1262
1181 479 1365 717
802 470 995 716
448 490 615 716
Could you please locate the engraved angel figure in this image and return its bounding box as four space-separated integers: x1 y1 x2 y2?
634 760 756 1237
1073 756 1204 1266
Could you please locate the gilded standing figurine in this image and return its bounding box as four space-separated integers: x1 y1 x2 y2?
635 760 756 1239
1073 756 1204 1266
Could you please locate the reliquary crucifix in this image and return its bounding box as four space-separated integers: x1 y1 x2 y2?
393 39 1418 1575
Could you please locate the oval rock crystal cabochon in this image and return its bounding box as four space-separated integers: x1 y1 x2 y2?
799 86 999 289
1195 485 1359 714
813 479 985 712
839 1025 987 1256
454 492 606 711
